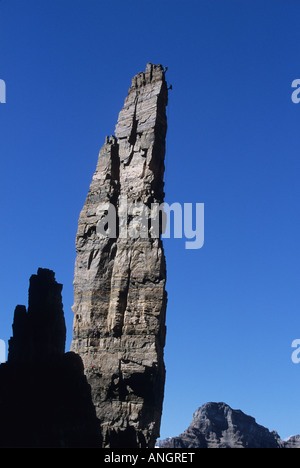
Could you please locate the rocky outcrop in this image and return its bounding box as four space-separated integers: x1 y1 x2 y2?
8 268 66 364
158 402 300 449
0 269 101 448
71 63 169 448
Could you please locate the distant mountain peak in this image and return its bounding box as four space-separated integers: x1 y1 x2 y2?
158 402 299 448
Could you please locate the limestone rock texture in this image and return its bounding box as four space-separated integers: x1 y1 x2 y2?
71 63 169 448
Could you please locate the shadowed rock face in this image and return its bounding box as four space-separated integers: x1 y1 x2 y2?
0 269 101 448
8 268 66 364
71 63 169 448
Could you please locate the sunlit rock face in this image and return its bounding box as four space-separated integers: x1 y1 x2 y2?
71 63 169 448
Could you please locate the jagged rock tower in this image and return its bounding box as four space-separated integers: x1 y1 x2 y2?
71 63 168 448
0 268 101 448
8 268 66 364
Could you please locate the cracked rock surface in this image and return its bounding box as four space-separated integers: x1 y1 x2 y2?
71 63 168 448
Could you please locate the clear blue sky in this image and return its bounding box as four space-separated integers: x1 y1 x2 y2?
1 0 300 441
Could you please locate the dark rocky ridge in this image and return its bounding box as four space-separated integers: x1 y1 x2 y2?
157 402 300 449
0 269 101 448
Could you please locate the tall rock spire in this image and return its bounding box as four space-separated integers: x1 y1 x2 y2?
71 63 168 448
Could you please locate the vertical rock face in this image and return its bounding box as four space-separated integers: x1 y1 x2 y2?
71 63 168 448
0 269 101 448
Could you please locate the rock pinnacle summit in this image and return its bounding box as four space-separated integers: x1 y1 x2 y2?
71 63 169 448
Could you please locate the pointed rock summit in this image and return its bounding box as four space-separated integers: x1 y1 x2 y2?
71 63 169 448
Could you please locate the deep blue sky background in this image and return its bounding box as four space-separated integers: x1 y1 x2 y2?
1 0 300 441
